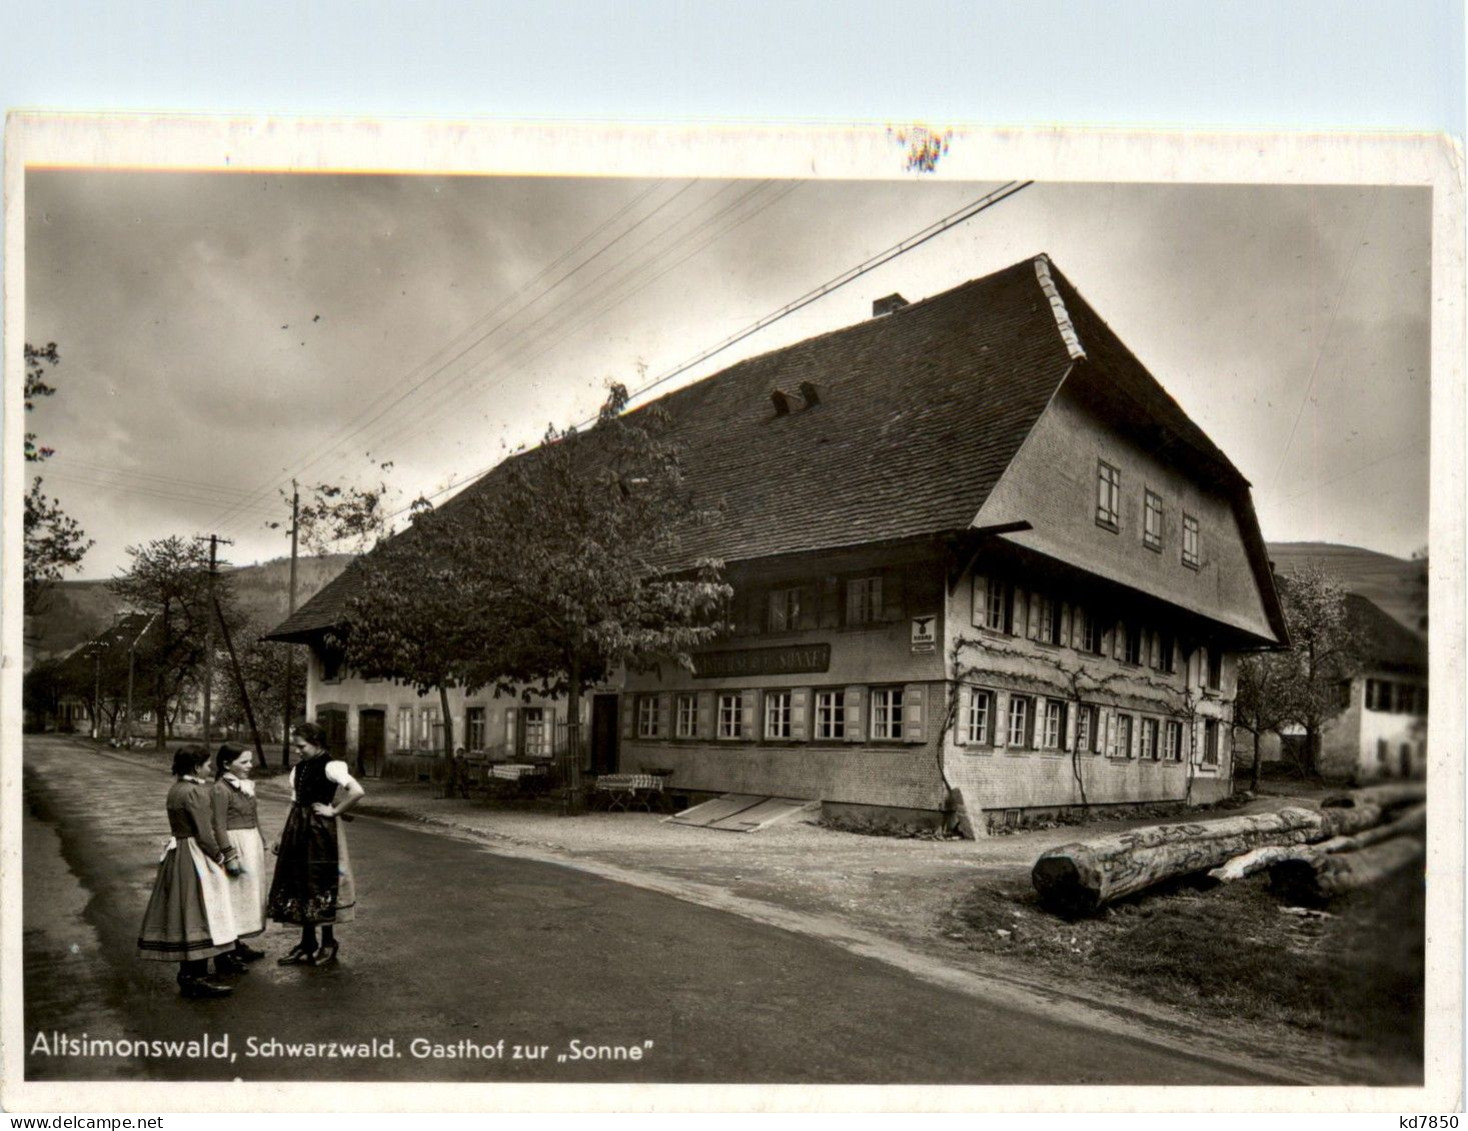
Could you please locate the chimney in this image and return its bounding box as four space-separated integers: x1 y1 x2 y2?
799 381 821 407
771 389 791 416
872 293 909 317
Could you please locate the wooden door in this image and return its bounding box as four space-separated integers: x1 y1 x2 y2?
358 709 385 778
591 694 620 774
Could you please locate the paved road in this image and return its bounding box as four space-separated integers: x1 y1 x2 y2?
21 735 1280 1085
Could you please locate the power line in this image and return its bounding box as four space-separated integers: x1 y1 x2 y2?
1268 187 1380 491
376 180 801 464
209 179 733 538
391 180 1033 519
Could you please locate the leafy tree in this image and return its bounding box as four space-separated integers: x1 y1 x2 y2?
109 537 244 749
452 384 730 806
339 384 730 809
23 343 92 612
268 473 396 555
1232 648 1295 790
1275 563 1361 777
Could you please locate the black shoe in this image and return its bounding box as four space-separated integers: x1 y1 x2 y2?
214 953 248 976
178 976 232 999
234 942 266 963
277 944 316 966
307 940 339 967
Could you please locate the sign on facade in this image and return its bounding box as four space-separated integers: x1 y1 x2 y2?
910 615 937 653
692 643 832 679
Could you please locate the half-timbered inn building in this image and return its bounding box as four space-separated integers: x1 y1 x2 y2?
270 255 1287 831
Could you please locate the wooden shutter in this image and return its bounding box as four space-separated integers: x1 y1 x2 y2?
843 686 864 743
819 578 841 628
697 691 715 739
543 706 557 757
506 706 520 750
1062 701 1073 751
657 693 672 738
1098 707 1112 757
971 575 988 628
740 692 756 741
885 568 906 621
618 700 633 740
1028 592 1041 640
790 688 810 741
993 691 1009 748
798 586 818 630
954 686 969 746
902 684 926 743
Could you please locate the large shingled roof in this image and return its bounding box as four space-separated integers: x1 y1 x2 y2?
270 255 1278 642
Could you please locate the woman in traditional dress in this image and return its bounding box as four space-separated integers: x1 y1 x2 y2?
266 722 365 966
211 742 269 973
136 744 239 998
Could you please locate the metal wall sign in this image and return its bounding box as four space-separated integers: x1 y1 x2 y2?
910 615 937 653
692 643 832 679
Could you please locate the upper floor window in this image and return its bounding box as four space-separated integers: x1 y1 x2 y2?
846 576 884 626
1096 461 1121 530
1144 490 1163 551
988 580 1014 634
1074 606 1102 655
1032 595 1061 645
1182 514 1200 569
767 586 804 632
1123 622 1143 666
321 649 345 683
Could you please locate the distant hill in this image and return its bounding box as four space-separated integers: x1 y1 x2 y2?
1267 542 1427 635
26 554 354 663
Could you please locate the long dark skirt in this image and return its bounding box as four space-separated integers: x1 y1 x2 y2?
266 806 356 925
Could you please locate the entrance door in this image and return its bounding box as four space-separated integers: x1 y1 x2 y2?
316 708 348 762
358 709 385 778
590 694 620 774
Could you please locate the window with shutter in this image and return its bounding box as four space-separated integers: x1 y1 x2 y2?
971 574 989 629
763 690 793 740
675 694 697 738
717 693 743 740
870 687 904 740
842 686 864 743
966 688 992 746
902 684 926 743
814 689 846 740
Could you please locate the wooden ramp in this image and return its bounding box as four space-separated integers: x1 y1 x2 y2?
666 793 816 833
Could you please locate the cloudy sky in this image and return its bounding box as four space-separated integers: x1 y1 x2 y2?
23 171 1430 579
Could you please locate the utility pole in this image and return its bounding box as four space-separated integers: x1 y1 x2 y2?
196 534 232 751
282 480 299 767
90 642 104 740
124 612 156 747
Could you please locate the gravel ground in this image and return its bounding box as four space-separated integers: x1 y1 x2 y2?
72 738 1371 1080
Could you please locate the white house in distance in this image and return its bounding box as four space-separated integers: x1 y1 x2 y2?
270 255 1288 832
